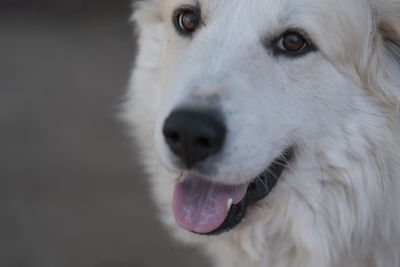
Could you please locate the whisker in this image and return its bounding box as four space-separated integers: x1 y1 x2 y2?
270 159 295 173
255 176 270 192
264 168 282 182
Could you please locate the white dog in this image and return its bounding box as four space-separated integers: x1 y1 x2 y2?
123 0 400 266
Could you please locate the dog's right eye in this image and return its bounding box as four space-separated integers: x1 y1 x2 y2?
173 8 200 35
273 30 315 57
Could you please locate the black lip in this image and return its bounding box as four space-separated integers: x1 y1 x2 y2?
194 148 293 236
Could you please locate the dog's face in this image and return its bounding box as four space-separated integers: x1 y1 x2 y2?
156 0 365 180
129 0 400 238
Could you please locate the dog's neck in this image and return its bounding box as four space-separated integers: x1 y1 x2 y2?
204 108 400 267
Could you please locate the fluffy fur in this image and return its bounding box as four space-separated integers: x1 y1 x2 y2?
123 0 400 266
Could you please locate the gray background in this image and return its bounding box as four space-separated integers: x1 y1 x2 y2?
0 1 208 266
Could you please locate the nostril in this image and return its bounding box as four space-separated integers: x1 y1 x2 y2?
195 136 212 149
164 130 180 143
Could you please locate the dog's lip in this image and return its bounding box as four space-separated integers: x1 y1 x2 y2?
173 148 293 236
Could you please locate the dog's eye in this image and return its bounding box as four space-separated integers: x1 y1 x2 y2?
277 32 311 55
174 9 200 35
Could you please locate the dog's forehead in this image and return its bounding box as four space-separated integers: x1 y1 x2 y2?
164 0 370 33
166 0 302 24
162 0 373 65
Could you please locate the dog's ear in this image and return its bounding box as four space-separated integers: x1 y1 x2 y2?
132 0 163 26
366 3 400 108
378 6 400 66
131 0 165 69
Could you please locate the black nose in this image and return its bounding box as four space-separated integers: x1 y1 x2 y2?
162 109 226 169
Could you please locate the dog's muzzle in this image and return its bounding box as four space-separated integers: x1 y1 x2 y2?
162 108 292 235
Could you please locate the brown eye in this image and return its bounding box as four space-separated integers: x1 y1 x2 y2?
175 9 200 34
277 32 311 55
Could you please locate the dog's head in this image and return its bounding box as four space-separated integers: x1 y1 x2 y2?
127 0 400 241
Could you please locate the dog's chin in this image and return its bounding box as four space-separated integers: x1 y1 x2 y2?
172 148 293 236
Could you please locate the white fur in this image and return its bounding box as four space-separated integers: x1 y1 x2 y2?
122 0 400 266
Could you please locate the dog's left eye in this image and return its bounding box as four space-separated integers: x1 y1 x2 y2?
276 32 311 56
174 9 200 35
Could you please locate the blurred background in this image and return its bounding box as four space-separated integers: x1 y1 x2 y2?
0 0 208 266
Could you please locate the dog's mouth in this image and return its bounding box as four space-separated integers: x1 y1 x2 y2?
172 148 293 236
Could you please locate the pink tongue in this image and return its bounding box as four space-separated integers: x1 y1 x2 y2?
172 172 248 233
